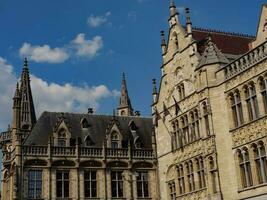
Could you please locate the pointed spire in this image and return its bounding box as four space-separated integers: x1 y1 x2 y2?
169 0 178 17
152 79 158 105
13 82 21 99
160 31 167 55
117 73 133 116
152 79 157 95
185 8 192 37
24 57 28 68
19 58 36 130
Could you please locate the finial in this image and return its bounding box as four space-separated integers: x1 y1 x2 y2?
170 0 175 8
169 0 178 17
13 82 21 98
161 31 166 46
185 8 192 24
152 79 157 94
23 57 28 68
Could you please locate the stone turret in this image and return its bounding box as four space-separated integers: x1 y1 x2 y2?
12 83 21 130
185 8 193 38
117 73 134 116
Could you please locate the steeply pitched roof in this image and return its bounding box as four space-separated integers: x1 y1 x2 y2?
192 27 255 55
197 39 229 69
24 112 153 148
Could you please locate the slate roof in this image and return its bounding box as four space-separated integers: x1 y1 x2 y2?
192 27 255 55
24 112 153 149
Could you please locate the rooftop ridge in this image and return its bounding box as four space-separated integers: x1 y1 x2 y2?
192 26 255 38
42 111 152 119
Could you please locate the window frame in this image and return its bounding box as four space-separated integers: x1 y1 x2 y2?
56 170 70 198
28 170 42 199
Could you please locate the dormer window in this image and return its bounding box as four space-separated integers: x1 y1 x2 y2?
84 135 95 147
81 118 90 129
111 131 119 148
58 128 67 147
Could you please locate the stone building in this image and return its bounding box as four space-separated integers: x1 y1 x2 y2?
0 60 158 200
152 1 267 200
1 1 267 200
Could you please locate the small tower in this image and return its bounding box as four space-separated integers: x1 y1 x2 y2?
19 58 37 131
12 83 21 129
168 0 180 27
160 31 167 55
152 79 158 105
185 8 193 38
117 73 134 116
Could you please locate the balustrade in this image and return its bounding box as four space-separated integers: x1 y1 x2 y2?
23 146 48 156
11 145 155 160
52 146 76 156
132 149 154 159
80 147 102 157
224 40 267 79
106 148 128 158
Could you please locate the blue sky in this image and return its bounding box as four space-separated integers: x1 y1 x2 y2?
0 0 265 132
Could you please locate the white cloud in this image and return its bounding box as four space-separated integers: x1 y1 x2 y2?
19 33 103 63
31 75 119 115
87 12 111 28
0 57 17 131
19 43 69 63
0 57 119 132
72 33 103 58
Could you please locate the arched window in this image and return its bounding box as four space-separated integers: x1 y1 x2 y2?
178 83 185 100
173 33 179 50
167 180 176 200
120 110 125 116
244 83 259 121
81 118 89 129
229 91 244 127
196 157 206 189
111 132 119 148
253 142 267 184
58 128 67 147
190 110 200 141
177 165 185 194
259 77 267 113
203 102 211 135
238 148 253 188
209 156 217 193
171 122 177 150
186 161 195 192
181 115 189 145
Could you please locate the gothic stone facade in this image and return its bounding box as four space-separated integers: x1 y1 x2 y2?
1 2 267 200
0 65 158 200
153 2 267 200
